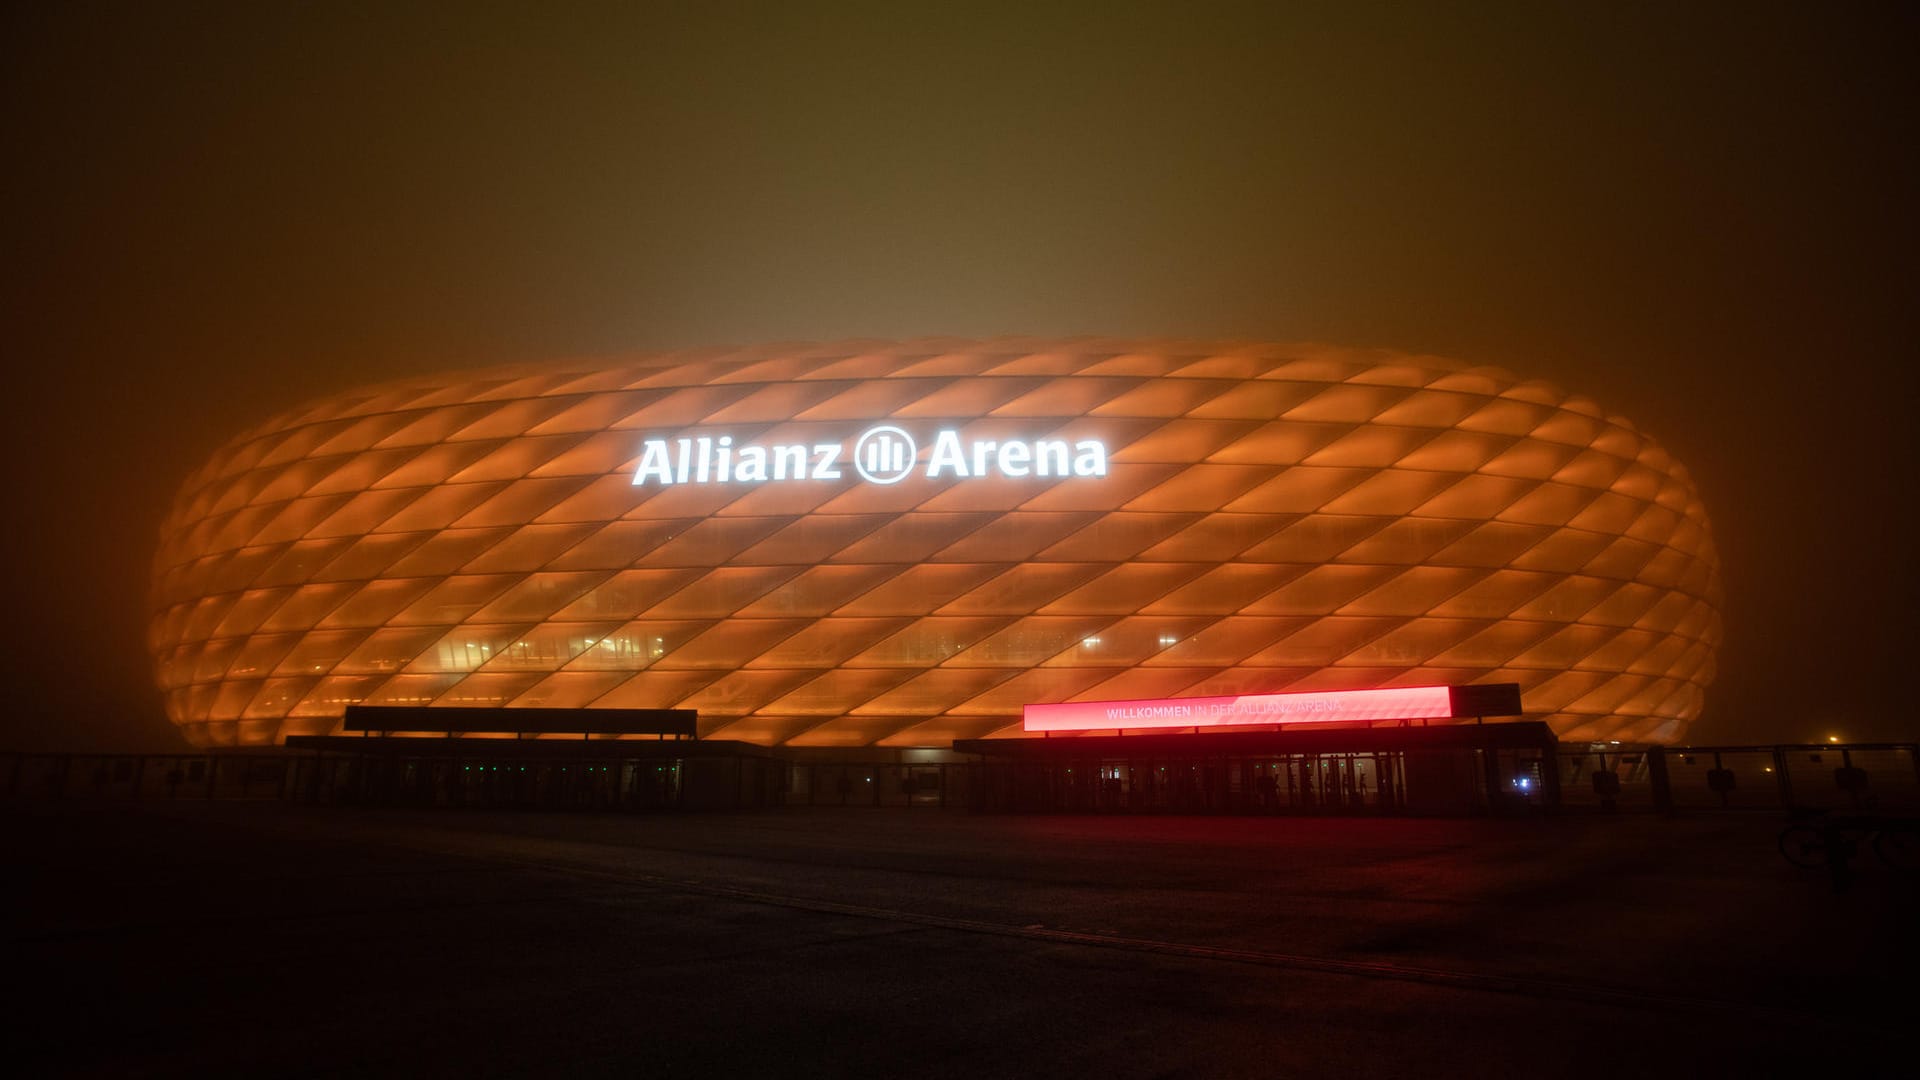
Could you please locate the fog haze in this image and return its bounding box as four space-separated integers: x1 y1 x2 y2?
3 2 1913 749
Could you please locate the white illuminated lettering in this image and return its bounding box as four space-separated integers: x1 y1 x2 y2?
927 430 969 477
632 440 674 485
1073 439 1108 477
636 429 1109 487
736 445 767 482
1034 440 1069 476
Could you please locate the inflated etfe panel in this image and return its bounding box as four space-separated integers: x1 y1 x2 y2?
150 339 1721 747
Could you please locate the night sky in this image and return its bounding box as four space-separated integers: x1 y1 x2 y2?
3 2 1913 751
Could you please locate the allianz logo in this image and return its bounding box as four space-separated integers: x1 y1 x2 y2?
631 426 1109 487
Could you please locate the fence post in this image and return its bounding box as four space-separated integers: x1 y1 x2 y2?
1646 746 1673 816
1772 748 1794 807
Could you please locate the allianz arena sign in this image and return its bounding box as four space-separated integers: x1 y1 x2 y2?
631 426 1111 486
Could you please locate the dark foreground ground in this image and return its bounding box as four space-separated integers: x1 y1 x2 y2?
6 802 1914 1078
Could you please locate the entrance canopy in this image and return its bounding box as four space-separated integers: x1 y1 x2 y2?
1022 683 1523 734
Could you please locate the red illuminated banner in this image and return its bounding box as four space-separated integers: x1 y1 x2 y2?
1023 686 1458 733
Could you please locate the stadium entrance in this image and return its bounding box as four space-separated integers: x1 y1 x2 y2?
953 721 1560 816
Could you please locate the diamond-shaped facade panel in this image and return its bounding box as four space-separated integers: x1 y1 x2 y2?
150 339 1723 747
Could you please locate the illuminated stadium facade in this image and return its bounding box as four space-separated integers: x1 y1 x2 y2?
150 339 1721 750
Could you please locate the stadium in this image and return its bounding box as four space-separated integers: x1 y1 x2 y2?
149 339 1722 762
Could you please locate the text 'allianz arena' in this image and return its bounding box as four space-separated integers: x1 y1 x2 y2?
150 339 1722 748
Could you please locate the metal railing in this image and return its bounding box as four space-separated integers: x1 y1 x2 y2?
8 741 1918 817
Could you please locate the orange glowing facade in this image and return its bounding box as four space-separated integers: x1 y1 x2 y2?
150 339 1721 748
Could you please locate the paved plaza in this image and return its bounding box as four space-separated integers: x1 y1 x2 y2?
8 803 1913 1077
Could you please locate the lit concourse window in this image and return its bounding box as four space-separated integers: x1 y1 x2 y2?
150 339 1721 748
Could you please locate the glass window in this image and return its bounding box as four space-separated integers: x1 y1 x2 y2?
435 673 545 708
388 575 519 625
335 626 450 674
477 623 625 671
288 674 384 717
548 568 706 620
408 625 531 673
1037 615 1217 667
943 615 1116 667
190 637 245 683
650 619 810 669
564 620 712 670
272 629 373 676
1142 616 1308 666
